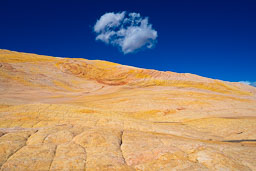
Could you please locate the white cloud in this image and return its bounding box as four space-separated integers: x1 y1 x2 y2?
239 81 256 87
94 12 125 33
94 11 158 54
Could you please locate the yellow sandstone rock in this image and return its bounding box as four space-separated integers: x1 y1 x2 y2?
0 49 256 170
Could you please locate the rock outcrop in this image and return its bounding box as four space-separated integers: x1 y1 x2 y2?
0 49 256 170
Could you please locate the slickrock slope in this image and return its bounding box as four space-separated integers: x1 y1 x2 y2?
0 49 256 170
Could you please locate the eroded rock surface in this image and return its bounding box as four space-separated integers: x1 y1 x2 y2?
0 49 256 170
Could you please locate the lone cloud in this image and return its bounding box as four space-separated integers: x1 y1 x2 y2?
94 12 158 54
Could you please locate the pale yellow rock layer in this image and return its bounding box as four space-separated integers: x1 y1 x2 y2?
0 49 256 170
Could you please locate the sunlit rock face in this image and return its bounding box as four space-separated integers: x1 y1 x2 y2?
0 49 256 171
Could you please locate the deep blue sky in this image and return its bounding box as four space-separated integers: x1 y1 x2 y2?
0 0 255 82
